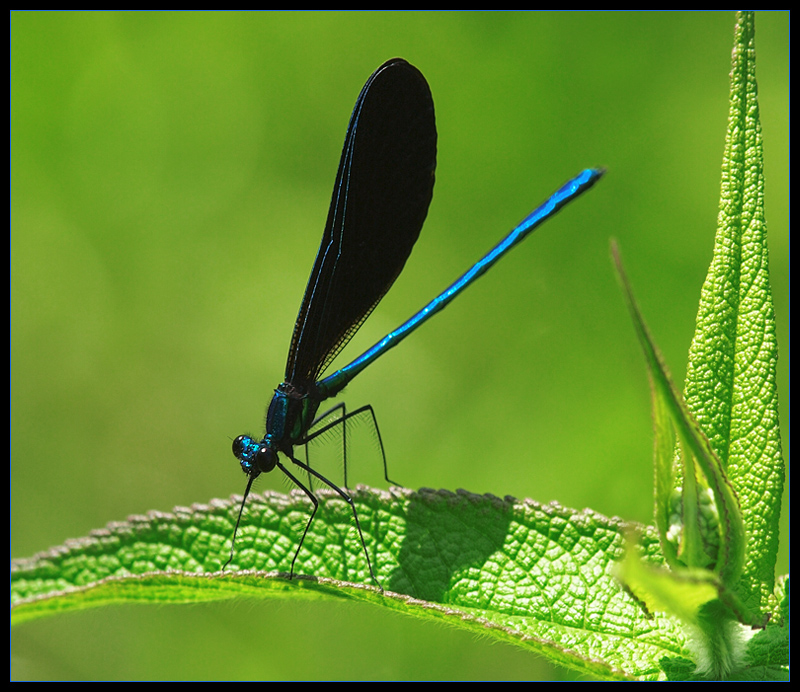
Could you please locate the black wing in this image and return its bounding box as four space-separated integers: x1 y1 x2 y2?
284 58 437 387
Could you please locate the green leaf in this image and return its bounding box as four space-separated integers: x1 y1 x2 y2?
612 239 747 588
611 243 760 679
609 11 786 679
681 10 785 616
616 545 722 627
12 487 690 680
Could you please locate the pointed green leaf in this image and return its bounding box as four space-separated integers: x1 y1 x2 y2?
612 242 746 594
607 12 785 679
682 10 785 614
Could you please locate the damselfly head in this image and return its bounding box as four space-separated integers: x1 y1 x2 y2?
232 435 278 475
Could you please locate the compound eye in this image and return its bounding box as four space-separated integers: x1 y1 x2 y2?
232 435 249 459
255 445 278 473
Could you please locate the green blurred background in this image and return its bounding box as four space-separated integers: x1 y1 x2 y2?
11 11 788 681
